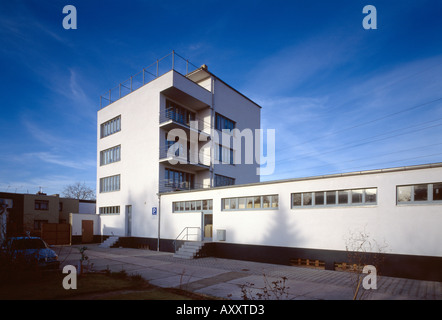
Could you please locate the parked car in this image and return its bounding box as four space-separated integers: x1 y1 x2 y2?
1 236 60 269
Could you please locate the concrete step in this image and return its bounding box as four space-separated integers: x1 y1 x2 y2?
173 241 205 259
99 236 119 248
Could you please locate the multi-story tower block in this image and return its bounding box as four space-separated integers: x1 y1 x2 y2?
97 52 261 239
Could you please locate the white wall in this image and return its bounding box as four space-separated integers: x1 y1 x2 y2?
97 70 213 238
160 165 442 257
70 213 100 236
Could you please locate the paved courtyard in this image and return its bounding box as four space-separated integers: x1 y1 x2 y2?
56 244 442 300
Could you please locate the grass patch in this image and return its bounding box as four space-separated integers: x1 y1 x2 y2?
0 270 212 300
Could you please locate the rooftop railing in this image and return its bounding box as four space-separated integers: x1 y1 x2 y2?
99 51 199 109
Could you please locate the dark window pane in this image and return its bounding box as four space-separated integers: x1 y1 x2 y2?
351 190 363 204
414 184 428 201
433 183 442 201
315 192 324 205
292 193 302 206
326 191 336 205
338 190 349 204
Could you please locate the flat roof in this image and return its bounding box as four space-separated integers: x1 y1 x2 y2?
159 162 442 195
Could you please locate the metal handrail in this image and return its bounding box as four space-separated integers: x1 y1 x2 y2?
99 50 200 109
173 227 201 252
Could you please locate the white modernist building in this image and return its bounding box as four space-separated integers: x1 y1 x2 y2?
96 53 442 281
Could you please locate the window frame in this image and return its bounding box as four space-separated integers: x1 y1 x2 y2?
396 183 442 205
291 188 378 209
221 194 279 211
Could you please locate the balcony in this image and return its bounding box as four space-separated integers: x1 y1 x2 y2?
159 110 211 138
159 145 210 171
158 180 210 193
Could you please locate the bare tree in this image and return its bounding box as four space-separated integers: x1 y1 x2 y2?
62 182 95 200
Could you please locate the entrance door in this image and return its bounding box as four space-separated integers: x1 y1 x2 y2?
82 220 94 243
125 205 132 237
202 213 213 241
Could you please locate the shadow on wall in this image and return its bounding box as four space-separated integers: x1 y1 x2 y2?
102 224 124 237
259 199 304 250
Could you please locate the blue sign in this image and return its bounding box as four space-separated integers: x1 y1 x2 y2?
152 207 157 215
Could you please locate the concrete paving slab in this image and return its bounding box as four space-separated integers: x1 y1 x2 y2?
55 245 442 300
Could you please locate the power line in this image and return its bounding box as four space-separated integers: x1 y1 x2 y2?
268 117 442 166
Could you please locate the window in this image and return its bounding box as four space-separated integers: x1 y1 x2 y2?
434 183 442 201
414 184 428 201
222 195 279 211
215 144 234 165
326 191 336 205
99 174 121 193
215 174 235 187
35 200 49 211
397 186 411 202
173 199 213 213
99 206 120 215
165 100 195 127
338 190 349 204
165 168 195 190
397 183 442 204
292 188 377 208
315 192 325 205
100 115 121 138
215 113 235 132
100 145 121 166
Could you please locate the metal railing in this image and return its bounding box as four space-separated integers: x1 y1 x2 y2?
159 145 211 167
173 227 201 252
159 111 212 133
99 51 200 109
159 179 210 193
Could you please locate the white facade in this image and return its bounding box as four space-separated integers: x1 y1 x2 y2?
96 56 441 272
97 64 261 238
160 163 442 257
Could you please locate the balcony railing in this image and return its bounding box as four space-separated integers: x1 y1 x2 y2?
159 111 211 133
159 180 210 193
99 51 199 109
159 146 211 168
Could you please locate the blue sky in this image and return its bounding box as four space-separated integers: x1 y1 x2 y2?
1 0 442 195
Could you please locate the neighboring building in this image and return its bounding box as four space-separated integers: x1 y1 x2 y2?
0 191 95 238
96 53 442 281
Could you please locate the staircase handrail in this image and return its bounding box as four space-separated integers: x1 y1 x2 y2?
173 227 201 252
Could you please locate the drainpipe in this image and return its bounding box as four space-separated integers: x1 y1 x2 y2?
156 193 161 251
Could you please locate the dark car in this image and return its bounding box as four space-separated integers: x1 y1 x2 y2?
2 236 60 269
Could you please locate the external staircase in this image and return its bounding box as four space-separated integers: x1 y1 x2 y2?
99 236 120 248
173 241 205 259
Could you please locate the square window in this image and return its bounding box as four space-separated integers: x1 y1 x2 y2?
292 193 302 207
351 189 363 204
303 193 312 206
326 191 336 205
414 184 428 201
315 192 325 205
365 188 377 203
397 186 411 202
338 190 349 204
